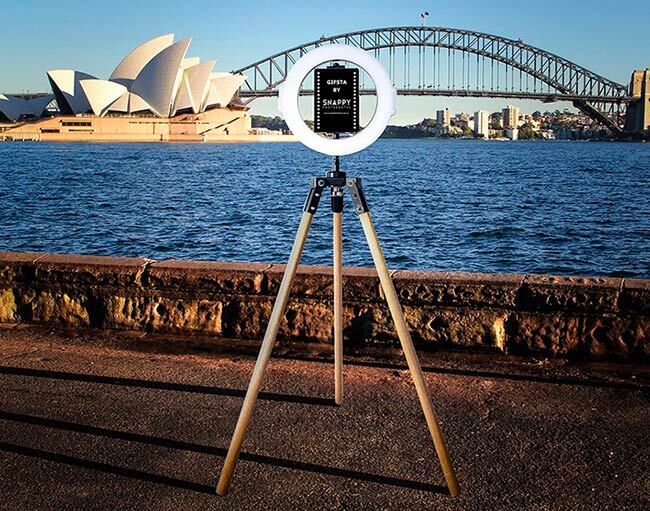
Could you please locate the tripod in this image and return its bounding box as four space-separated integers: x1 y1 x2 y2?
216 157 460 497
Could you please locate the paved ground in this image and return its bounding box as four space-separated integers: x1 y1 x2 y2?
0 325 648 510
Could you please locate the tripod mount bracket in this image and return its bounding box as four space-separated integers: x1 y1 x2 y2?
302 175 369 215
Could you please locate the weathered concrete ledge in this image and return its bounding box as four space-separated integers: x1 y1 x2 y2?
0 251 647 362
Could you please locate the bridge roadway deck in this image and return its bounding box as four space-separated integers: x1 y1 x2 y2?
0 325 647 510
239 89 634 103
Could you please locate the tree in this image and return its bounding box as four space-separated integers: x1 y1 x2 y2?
250 115 289 132
490 112 503 129
518 122 542 140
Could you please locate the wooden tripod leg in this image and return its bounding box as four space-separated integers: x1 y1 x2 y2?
216 211 314 496
358 211 460 497
333 211 344 405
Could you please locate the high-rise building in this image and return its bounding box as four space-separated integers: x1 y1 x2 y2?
436 108 451 127
502 105 520 129
474 110 490 138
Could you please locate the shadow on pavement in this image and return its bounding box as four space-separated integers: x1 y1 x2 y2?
0 365 335 406
0 410 448 495
0 440 215 494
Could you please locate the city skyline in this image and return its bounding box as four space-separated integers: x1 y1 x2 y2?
1 1 649 124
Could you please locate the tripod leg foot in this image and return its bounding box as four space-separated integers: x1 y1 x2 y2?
216 211 314 496
358 211 460 497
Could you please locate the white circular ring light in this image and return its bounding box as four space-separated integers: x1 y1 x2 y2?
278 44 396 156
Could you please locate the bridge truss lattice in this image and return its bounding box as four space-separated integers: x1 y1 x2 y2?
235 27 632 133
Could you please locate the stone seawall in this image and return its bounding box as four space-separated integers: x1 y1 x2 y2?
0 251 647 362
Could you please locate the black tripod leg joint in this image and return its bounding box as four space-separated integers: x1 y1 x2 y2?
346 178 369 215
303 177 326 214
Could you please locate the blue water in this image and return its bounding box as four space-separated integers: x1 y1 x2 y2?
1 140 648 278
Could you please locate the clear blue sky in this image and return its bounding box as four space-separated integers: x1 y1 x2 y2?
1 0 648 124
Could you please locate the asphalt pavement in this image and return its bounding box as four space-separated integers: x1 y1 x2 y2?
0 325 648 510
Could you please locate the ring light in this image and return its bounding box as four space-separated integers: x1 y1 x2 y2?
277 44 396 156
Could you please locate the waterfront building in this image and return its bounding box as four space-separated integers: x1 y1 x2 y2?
250 127 284 136
44 34 245 119
1 34 256 141
474 110 490 138
0 94 53 123
436 108 451 127
502 105 520 129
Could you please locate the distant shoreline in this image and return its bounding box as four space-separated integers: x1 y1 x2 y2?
2 136 643 144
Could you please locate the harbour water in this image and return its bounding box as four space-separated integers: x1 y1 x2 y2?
1 139 648 278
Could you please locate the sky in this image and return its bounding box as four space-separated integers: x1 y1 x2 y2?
1 0 648 124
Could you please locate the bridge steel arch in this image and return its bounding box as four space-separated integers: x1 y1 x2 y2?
235 27 632 134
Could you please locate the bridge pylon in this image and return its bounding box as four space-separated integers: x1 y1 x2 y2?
624 69 650 136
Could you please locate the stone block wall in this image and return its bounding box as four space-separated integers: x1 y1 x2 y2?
0 251 647 362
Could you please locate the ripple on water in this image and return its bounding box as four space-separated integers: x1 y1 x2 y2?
0 139 648 278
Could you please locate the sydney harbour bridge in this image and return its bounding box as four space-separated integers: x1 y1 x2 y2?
234 26 646 136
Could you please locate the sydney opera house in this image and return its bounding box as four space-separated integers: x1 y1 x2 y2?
0 34 270 142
